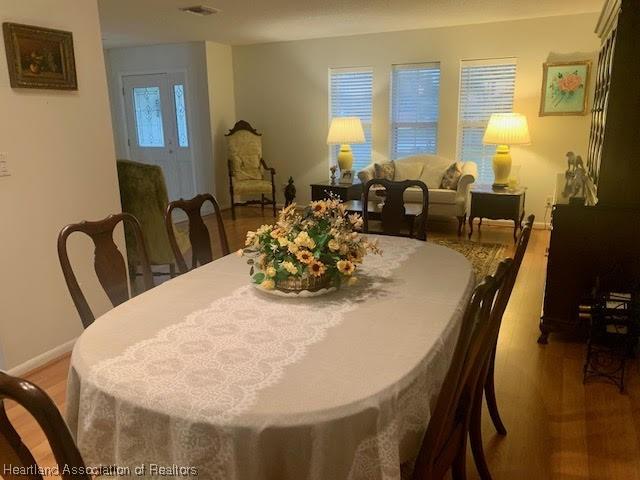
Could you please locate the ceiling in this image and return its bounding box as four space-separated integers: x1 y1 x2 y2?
98 0 603 48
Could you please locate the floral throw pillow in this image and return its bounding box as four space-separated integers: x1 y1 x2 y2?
374 162 395 181
440 163 462 190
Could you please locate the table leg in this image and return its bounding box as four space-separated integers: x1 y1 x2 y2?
468 216 474 239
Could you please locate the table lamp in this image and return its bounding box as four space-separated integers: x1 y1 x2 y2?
483 113 530 190
326 117 365 181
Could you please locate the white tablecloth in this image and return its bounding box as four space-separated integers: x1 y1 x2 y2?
66 236 474 480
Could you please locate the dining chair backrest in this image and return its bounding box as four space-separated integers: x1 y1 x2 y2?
58 213 153 329
165 193 230 274
0 372 90 480
412 259 512 479
363 179 429 240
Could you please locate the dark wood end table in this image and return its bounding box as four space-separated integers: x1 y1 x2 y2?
310 180 362 202
468 186 526 242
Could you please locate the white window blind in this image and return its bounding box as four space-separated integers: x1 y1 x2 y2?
329 68 373 172
458 60 516 184
391 63 440 159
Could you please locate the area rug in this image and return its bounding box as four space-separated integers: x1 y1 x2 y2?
429 237 507 280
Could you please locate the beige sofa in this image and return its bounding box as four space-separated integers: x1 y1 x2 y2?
357 155 478 235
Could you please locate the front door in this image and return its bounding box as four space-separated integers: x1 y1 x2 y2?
122 72 196 201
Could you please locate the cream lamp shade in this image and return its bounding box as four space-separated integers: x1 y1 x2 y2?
482 113 530 189
326 117 365 183
326 117 365 145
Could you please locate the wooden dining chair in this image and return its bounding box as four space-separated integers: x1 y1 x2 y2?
469 214 535 480
0 371 90 480
412 259 511 480
165 193 230 274
58 213 154 329
363 179 429 241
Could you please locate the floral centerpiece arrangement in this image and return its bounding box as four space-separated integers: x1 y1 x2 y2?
238 199 381 293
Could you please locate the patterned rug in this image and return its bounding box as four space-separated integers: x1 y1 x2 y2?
429 237 507 280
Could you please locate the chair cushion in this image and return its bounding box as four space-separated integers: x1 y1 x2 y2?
394 161 424 181
228 130 263 181
233 179 273 195
403 187 457 204
440 163 463 190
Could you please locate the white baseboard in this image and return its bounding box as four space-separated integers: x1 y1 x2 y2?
7 338 77 377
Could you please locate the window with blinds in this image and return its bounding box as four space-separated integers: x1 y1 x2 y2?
457 60 517 184
329 68 373 172
391 63 440 159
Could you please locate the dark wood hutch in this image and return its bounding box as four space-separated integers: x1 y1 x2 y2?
539 0 640 343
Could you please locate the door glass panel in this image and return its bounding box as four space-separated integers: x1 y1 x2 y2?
173 84 189 147
133 87 165 147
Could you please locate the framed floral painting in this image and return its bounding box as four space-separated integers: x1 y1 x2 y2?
539 61 591 116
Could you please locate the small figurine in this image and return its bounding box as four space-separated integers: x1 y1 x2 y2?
284 177 296 206
330 165 337 186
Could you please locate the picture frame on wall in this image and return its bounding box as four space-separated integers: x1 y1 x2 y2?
539 60 591 116
2 22 77 90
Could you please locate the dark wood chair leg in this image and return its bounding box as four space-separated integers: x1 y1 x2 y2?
169 263 176 278
471 371 494 480
261 194 265 213
271 180 277 217
457 215 466 236
484 347 507 435
452 439 468 480
231 202 236 221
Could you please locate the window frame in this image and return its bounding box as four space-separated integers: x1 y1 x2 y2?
389 61 441 160
456 58 517 185
328 66 374 172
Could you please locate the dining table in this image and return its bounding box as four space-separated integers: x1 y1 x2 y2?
66 235 475 480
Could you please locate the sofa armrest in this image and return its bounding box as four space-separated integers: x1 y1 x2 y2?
456 161 477 202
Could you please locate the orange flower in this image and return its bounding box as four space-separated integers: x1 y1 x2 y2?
337 260 355 275
296 250 314 264
309 260 326 277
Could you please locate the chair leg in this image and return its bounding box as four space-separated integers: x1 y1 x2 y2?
484 348 507 435
261 194 265 213
169 263 176 278
457 215 466 236
470 375 493 480
452 438 468 480
231 202 236 221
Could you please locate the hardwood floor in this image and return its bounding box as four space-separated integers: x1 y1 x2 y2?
6 208 640 479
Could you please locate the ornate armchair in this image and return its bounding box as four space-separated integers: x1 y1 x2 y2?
225 120 276 219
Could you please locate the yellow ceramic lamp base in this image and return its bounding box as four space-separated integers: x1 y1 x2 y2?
337 144 354 172
492 144 512 190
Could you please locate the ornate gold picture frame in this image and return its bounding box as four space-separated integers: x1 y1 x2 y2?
2 22 77 90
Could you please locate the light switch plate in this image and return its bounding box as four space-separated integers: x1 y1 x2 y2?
0 152 9 177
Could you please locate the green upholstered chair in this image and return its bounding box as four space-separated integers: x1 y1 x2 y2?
225 120 277 220
117 159 189 277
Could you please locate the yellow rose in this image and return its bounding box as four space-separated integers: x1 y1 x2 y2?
328 239 340 252
266 266 277 277
288 242 299 254
277 237 289 247
245 231 257 246
261 279 275 289
281 261 298 275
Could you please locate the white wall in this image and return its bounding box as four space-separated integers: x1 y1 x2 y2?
205 41 237 208
232 13 600 222
105 42 215 196
0 0 121 370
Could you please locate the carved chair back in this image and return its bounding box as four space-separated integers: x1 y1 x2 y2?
0 372 89 480
412 259 511 479
58 213 153 329
166 193 230 274
363 179 429 240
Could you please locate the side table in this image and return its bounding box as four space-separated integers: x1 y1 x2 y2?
468 186 526 242
310 181 362 202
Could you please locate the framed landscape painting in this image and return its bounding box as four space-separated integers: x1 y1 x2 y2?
539 61 591 116
2 22 77 90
